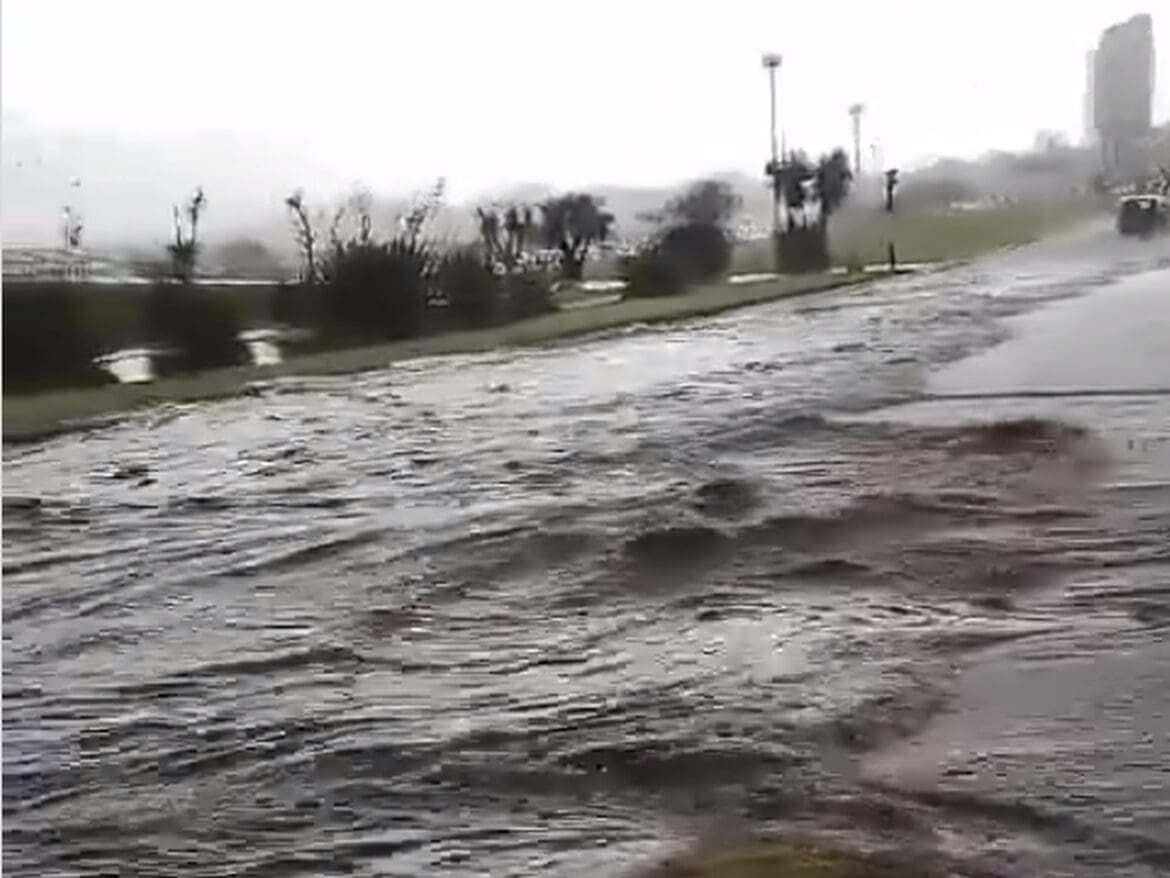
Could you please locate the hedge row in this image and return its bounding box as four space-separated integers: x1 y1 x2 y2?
3 248 557 394
3 285 114 393
273 244 555 352
3 282 260 394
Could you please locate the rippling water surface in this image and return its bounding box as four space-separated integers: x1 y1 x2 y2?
5 226 1170 877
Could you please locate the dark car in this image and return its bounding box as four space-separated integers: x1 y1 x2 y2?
1117 194 1169 237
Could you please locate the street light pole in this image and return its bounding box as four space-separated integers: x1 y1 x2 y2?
762 53 783 237
848 103 865 179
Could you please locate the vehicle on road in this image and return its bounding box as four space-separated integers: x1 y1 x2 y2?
1116 194 1169 237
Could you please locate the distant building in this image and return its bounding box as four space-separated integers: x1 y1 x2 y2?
1093 13 1156 176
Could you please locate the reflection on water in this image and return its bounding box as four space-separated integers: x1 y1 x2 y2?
96 348 155 383
4 227 1170 878
240 329 284 367
97 330 287 384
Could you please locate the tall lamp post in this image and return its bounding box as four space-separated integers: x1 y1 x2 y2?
762 52 783 237
870 142 882 202
848 103 865 179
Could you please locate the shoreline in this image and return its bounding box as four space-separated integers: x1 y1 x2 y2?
3 271 877 445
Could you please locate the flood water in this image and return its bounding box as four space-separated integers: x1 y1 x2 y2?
4 223 1170 877
98 331 285 385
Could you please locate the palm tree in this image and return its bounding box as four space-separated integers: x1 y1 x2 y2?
778 154 813 230
771 149 854 274
813 148 853 226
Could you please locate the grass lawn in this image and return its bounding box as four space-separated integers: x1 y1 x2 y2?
633 837 940 878
731 197 1108 274
3 272 869 443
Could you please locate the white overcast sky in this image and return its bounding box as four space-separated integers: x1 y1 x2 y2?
2 0 1168 243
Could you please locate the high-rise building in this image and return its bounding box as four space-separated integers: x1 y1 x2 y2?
1093 14 1155 174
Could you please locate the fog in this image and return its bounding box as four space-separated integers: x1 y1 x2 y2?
2 0 1167 247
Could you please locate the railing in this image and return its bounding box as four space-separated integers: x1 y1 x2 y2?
2 248 95 281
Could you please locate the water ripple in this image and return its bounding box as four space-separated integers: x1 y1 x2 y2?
5 228 1170 877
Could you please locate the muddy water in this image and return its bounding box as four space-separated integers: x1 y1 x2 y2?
856 263 1170 877
4 225 1170 877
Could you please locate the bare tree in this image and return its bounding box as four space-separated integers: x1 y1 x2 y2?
285 189 319 283
333 186 374 246
401 177 447 245
476 203 535 273
167 187 206 282
327 204 348 254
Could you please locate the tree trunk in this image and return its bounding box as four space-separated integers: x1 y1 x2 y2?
558 241 584 280
561 254 584 281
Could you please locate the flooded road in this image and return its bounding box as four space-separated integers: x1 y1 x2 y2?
5 224 1170 877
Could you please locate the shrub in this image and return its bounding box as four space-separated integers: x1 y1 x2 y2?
774 226 830 274
145 283 249 375
659 221 732 282
438 247 500 328
621 244 687 297
502 272 555 321
273 281 326 331
322 237 433 342
271 282 330 353
2 283 112 393
620 219 731 297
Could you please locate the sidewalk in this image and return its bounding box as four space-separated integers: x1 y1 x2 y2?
931 264 1170 398
860 264 1170 876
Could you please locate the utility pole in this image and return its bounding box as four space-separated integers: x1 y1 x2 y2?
848 103 865 179
762 53 783 238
